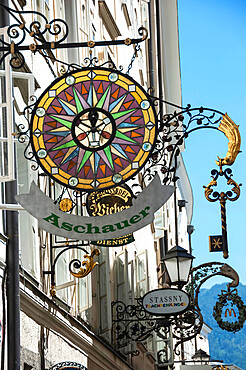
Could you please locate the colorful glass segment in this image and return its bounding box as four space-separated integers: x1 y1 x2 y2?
30 68 157 191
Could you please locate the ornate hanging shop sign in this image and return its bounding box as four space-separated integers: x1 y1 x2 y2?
49 362 87 370
86 185 135 246
142 288 190 315
30 67 157 192
213 289 246 332
15 175 175 241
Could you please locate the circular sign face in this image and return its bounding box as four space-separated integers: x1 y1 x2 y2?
30 68 157 191
142 288 190 316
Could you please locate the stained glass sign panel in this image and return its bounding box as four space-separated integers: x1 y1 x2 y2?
30 67 157 191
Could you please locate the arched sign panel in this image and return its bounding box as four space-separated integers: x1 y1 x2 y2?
142 288 190 316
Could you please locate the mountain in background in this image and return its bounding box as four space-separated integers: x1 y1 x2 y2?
199 283 246 369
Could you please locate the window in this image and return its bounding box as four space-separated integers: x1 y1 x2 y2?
45 0 50 21
154 206 166 239
116 252 125 301
157 233 168 287
13 72 37 277
0 28 14 182
116 250 130 304
98 248 111 340
156 327 173 366
122 2 132 28
127 260 134 304
98 0 121 39
77 0 88 63
78 249 92 312
136 250 149 297
64 0 80 65
55 248 70 302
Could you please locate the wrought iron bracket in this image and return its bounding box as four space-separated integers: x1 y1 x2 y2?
111 298 203 356
0 3 147 69
43 243 99 297
112 262 241 360
186 262 239 310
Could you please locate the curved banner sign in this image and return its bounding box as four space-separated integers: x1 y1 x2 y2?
142 288 190 316
15 175 174 241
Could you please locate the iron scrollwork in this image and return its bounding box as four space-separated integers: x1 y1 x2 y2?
15 95 39 170
112 262 241 359
186 262 239 309
111 298 203 355
0 3 148 70
204 168 241 203
172 306 203 354
140 105 231 186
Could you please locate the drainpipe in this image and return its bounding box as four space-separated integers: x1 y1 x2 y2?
5 180 20 370
147 1 155 90
1 1 21 369
155 0 164 119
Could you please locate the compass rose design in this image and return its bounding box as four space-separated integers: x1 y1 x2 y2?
30 68 157 191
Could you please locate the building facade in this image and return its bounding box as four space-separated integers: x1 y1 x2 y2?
0 1 212 369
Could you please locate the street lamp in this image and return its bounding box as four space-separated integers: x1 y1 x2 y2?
162 245 194 289
192 349 211 364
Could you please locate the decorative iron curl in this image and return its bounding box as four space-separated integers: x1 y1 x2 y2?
14 95 39 169
7 5 68 45
99 60 117 70
82 54 120 70
23 95 38 117
9 52 25 69
204 168 241 203
131 349 140 357
0 4 148 70
173 307 203 354
84 55 99 68
48 19 69 44
69 249 100 278
7 24 26 45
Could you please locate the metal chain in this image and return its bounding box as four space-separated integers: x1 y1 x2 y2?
126 44 140 75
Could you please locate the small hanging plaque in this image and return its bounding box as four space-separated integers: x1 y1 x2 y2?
86 185 135 246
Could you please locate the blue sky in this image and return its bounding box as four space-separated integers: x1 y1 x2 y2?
178 0 246 286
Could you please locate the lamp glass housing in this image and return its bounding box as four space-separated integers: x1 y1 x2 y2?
192 349 211 364
162 245 194 287
165 256 192 285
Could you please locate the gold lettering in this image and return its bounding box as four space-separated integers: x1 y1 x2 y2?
88 187 131 203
